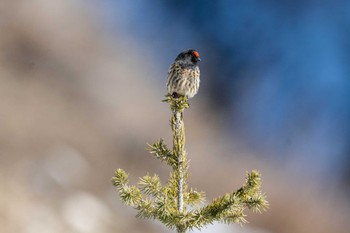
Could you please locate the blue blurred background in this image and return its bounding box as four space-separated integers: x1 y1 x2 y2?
100 0 350 184
1 1 350 233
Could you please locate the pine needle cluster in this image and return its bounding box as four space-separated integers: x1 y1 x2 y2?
112 95 268 233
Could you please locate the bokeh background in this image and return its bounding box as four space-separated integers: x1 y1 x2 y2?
1 1 350 233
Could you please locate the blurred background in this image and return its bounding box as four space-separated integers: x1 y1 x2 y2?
1 1 350 233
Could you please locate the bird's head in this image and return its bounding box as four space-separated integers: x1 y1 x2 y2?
175 49 201 65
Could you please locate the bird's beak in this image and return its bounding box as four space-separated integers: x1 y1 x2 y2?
197 57 201 62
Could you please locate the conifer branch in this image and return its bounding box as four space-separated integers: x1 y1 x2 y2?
112 95 268 233
147 139 176 168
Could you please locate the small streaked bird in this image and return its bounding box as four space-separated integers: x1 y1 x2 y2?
166 49 201 98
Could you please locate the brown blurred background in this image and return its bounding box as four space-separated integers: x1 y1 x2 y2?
1 1 350 233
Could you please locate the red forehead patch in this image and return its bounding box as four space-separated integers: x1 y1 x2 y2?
193 51 200 58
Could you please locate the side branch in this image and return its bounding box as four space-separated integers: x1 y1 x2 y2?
148 139 176 168
197 170 268 225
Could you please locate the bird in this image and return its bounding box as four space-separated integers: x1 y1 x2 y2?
166 49 201 99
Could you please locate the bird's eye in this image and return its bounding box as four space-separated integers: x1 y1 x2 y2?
193 51 200 58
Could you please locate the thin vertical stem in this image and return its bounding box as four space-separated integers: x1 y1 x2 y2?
169 96 189 233
173 109 184 213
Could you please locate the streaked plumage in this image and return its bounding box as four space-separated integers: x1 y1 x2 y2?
166 49 201 98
